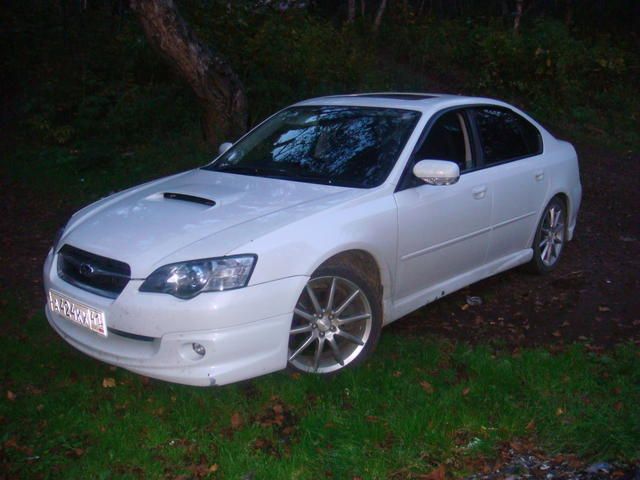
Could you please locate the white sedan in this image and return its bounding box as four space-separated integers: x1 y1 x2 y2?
43 93 582 386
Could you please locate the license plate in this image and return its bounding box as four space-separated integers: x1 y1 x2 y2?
48 290 107 337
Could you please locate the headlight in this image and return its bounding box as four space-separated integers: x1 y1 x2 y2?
139 255 257 299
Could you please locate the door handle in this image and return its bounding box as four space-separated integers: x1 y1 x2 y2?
472 185 487 200
535 170 544 181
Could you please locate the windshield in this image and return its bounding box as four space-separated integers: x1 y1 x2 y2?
203 106 421 188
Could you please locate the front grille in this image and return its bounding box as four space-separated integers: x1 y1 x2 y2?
57 244 131 299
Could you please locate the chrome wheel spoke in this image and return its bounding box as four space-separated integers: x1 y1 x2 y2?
290 324 313 335
327 337 344 366
336 330 364 346
306 284 322 315
334 288 360 317
313 338 324 372
294 307 315 323
326 277 337 311
289 335 315 362
337 313 371 326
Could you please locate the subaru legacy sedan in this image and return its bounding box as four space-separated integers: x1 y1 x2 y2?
44 93 581 386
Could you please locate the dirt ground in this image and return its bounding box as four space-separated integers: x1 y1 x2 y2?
1 142 639 349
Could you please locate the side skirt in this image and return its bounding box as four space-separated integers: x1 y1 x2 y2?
385 248 533 325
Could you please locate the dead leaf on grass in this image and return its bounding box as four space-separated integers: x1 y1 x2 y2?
421 464 445 480
420 381 434 394
230 412 243 429
102 377 116 388
6 390 16 401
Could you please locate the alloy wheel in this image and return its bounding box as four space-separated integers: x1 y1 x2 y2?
539 203 565 267
288 275 373 374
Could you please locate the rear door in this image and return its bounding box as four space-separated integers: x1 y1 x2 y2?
470 106 548 261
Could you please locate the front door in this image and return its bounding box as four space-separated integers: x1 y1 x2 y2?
394 109 492 310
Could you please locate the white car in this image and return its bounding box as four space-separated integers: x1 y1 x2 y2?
43 93 582 386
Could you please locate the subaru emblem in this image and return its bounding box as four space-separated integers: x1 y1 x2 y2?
79 263 95 276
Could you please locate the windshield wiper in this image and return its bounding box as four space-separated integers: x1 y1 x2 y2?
215 164 331 183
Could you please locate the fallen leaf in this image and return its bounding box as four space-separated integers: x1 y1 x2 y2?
556 407 565 416
420 381 434 394
102 378 116 388
230 412 243 429
613 401 623 411
6 391 16 401
462 387 471 396
421 464 445 480
526 419 536 431
552 330 562 337
208 464 219 473
393 371 402 377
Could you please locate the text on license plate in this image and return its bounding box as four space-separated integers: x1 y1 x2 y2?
48 290 107 337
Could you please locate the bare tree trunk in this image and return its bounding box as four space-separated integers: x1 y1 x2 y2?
373 0 387 32
347 0 356 23
402 0 410 18
130 0 248 147
564 0 574 27
513 0 524 33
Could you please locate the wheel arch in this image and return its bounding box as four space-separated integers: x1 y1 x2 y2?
309 247 393 322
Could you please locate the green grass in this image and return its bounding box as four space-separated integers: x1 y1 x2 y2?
1 297 638 479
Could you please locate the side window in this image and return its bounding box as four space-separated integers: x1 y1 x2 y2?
414 111 472 172
474 107 542 165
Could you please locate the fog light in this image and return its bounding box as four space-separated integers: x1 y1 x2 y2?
192 342 206 357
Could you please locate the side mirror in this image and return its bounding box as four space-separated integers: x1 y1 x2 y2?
218 142 233 155
413 159 460 186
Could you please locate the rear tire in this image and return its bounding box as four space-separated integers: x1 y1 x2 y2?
527 196 567 274
287 265 382 375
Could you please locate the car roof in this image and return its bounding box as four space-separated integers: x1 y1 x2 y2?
291 92 553 142
293 92 506 113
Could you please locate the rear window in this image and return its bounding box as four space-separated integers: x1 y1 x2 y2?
474 107 542 164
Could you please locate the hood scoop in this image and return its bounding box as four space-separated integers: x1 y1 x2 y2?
163 192 216 207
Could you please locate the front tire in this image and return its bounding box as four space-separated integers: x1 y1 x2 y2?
287 265 382 374
527 196 567 274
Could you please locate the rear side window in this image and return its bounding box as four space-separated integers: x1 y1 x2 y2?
473 107 542 164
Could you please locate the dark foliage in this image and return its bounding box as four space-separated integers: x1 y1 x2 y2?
1 0 637 157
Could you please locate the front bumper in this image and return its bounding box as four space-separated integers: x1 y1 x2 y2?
43 249 308 386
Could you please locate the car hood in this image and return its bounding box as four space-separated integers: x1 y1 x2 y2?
60 169 350 277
